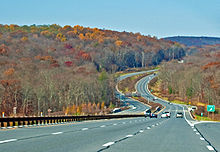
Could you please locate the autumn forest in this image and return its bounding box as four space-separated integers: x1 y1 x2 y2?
0 24 218 116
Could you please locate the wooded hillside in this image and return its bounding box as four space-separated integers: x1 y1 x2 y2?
164 36 220 47
159 45 220 117
0 24 187 116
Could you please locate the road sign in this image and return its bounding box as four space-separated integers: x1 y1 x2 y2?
207 105 215 112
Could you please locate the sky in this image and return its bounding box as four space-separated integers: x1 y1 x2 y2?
0 0 219 38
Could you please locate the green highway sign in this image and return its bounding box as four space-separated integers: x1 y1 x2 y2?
207 105 215 112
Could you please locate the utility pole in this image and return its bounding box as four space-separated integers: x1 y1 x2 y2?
142 52 145 67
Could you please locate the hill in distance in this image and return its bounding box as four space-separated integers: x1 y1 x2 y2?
163 36 220 47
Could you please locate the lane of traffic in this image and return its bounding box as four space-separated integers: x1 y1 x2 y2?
105 114 210 152
0 117 165 152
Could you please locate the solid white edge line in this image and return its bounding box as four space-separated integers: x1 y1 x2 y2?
103 142 114 147
207 145 214 151
52 132 63 135
0 139 17 144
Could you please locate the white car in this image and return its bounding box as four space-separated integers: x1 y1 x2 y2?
161 111 171 118
153 97 158 101
176 112 183 118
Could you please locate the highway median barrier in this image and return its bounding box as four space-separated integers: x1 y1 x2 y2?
0 114 145 129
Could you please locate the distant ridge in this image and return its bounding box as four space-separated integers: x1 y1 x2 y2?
163 36 220 46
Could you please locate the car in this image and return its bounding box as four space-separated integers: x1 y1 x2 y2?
176 112 183 118
153 97 158 101
112 108 121 113
144 109 151 117
161 111 171 118
150 113 157 118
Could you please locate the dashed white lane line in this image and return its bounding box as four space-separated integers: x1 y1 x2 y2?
206 145 215 151
200 137 205 141
113 123 117 126
52 132 63 135
103 142 114 147
0 139 17 144
123 122 126 124
82 128 88 131
126 135 133 138
100 125 106 128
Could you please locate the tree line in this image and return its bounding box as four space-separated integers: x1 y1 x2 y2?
159 46 220 109
0 24 189 116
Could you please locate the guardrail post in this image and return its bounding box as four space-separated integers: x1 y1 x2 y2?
7 121 10 127
1 121 4 128
18 119 21 126
27 119 30 125
13 120 16 127
23 120 26 126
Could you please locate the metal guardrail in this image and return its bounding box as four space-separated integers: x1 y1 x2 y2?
0 114 144 128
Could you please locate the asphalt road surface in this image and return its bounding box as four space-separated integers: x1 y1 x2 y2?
0 72 219 152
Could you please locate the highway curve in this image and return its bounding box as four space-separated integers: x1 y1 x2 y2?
0 72 219 152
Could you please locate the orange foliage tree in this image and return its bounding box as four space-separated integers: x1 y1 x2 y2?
115 40 123 46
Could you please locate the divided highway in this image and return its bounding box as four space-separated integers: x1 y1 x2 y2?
0 71 219 152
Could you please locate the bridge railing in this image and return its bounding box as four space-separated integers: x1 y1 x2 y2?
0 114 144 128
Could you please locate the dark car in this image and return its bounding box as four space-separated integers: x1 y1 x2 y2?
144 109 151 117
150 113 157 118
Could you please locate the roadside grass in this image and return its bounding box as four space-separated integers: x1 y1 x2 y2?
118 72 152 93
195 114 212 121
170 100 187 105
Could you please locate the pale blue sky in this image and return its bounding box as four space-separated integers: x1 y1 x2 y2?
0 0 219 38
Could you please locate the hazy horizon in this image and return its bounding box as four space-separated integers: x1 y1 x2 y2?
0 0 219 38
